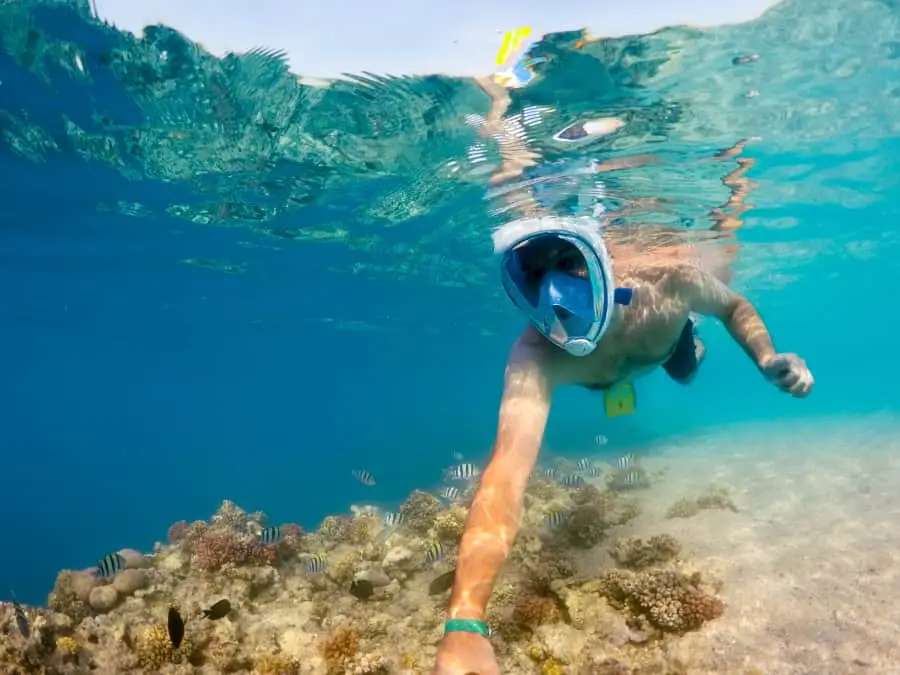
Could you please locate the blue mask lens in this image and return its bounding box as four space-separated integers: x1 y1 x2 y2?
540 270 596 335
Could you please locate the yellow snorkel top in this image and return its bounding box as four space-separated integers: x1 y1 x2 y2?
492 26 544 89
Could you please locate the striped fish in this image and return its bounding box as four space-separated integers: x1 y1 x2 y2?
609 468 648 490
351 469 376 486
615 453 636 469
575 458 593 470
425 541 445 565
259 526 282 545
542 467 558 480
302 554 327 573
583 464 603 478
445 463 479 481
544 510 568 530
96 552 125 579
439 486 461 501
594 434 609 446
383 511 406 527
560 474 585 488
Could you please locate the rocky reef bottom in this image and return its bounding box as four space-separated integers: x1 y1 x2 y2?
7 417 896 674
0 462 746 675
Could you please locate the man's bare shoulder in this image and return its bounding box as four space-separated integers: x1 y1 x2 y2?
662 262 737 317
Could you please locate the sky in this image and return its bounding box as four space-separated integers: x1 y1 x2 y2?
91 0 784 79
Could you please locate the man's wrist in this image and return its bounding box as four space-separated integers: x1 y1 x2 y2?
444 618 492 638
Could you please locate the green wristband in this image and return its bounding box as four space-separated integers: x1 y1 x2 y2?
444 618 491 638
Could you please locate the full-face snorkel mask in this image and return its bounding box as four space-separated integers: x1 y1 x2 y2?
494 217 633 356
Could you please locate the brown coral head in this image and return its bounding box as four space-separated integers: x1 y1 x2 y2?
572 484 603 506
192 531 277 571
280 523 304 540
319 626 359 670
564 503 607 548
167 521 189 544
512 591 561 629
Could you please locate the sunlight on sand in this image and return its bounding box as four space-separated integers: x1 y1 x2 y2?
595 415 900 673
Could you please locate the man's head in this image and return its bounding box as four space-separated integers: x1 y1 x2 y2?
494 217 632 357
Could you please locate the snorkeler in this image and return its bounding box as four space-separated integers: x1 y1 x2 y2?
432 75 813 675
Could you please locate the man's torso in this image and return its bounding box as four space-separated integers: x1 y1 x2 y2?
525 264 694 389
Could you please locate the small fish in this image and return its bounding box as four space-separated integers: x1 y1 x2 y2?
732 54 759 65
201 599 231 620
615 454 636 469
96 552 125 579
302 553 327 573
560 474 585 488
167 606 184 649
584 465 603 478
382 511 406 527
542 467 558 480
575 458 592 470
610 468 648 490
445 463 479 481
10 591 29 639
351 469 376 486
428 569 456 596
349 579 374 600
594 434 608 446
439 486 461 501
259 526 281 545
544 511 568 530
451 451 465 462
425 541 445 565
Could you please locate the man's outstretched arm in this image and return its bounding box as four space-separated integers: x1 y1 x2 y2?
446 337 554 622
673 266 814 397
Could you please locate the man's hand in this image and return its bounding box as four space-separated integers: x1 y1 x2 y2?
760 353 814 397
432 631 499 675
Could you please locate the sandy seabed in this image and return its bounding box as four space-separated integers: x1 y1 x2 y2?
612 414 900 675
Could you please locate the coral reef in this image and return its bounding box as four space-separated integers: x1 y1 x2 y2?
399 490 443 535
2 465 729 674
193 530 278 571
561 485 640 548
596 568 725 633
666 485 739 518
134 622 196 669
609 534 681 570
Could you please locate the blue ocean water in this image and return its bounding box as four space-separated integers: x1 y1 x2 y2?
1 0 898 608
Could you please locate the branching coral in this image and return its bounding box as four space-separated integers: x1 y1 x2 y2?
192 531 278 571
697 487 738 512
398 491 443 535
597 569 724 633
319 515 352 542
431 507 467 543
563 486 640 547
666 486 738 519
319 625 359 674
665 498 701 519
347 514 380 545
564 503 609 548
254 653 301 674
134 623 195 669
609 535 681 570
55 635 79 658
524 545 576 590
512 591 561 630
212 499 251 530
